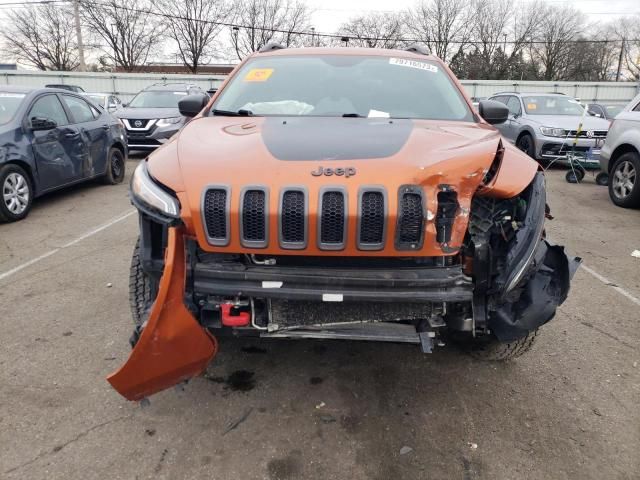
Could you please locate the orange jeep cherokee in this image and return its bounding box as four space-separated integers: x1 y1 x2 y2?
108 45 580 401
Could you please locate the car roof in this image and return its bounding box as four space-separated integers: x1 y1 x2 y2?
255 46 437 61
144 83 200 91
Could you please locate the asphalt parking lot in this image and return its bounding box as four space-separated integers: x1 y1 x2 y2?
1 160 638 480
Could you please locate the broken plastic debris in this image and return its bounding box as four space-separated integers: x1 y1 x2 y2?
107 283 113 288
468 442 478 450
631 250 640 259
399 446 413 455
315 401 326 409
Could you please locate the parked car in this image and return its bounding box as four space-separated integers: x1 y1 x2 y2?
0 86 127 222
114 83 205 151
599 93 640 208
106 44 579 401
588 103 625 121
84 92 124 113
45 84 85 93
488 92 610 168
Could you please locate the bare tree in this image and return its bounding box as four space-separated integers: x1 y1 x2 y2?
230 0 312 60
529 5 586 80
80 0 164 72
404 0 473 62
159 0 232 73
3 4 79 71
338 12 404 49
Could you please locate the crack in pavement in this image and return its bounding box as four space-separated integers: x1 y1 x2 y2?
3 415 129 476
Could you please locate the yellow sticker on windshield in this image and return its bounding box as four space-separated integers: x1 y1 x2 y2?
527 103 537 110
244 68 274 82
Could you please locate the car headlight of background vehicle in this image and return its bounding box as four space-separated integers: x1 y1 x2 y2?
130 161 180 220
540 126 567 137
156 116 183 128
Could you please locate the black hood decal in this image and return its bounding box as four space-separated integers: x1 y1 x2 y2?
261 117 413 161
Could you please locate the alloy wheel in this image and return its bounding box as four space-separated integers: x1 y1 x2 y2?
2 172 29 215
111 151 124 180
612 160 636 199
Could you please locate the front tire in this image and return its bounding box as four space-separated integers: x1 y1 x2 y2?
129 238 153 327
608 152 640 208
102 147 126 185
0 164 33 223
516 133 536 159
453 330 538 361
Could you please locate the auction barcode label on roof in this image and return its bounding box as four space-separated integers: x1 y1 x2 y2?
389 58 438 73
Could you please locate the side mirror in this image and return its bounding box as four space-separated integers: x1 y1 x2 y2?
478 100 509 125
179 94 209 118
31 116 57 131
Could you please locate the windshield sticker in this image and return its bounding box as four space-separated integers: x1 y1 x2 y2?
173 92 188 96
244 68 274 82
527 103 537 110
368 109 390 118
0 93 26 98
389 58 438 73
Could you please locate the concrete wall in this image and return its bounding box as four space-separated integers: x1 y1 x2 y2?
2 70 639 104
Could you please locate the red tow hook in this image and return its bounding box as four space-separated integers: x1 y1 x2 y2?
220 303 251 327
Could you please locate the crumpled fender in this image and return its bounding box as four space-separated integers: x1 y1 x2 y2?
107 228 217 401
482 141 540 199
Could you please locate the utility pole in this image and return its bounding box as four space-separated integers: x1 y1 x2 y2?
615 38 625 82
73 0 86 71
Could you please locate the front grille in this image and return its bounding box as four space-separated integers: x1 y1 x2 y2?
281 190 306 247
396 188 425 249
567 130 607 138
241 189 267 247
358 190 385 249
203 188 228 245
319 190 346 248
127 119 151 129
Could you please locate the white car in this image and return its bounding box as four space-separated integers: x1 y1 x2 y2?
600 93 640 208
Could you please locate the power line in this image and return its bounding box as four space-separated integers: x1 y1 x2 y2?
75 0 640 46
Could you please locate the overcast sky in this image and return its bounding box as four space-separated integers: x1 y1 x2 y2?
306 0 640 32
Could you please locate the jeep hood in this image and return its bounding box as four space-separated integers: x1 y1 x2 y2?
148 115 538 257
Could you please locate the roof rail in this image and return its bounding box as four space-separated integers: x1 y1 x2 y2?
492 91 519 95
404 44 430 56
259 42 286 53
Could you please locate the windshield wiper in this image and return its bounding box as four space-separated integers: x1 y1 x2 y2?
342 113 364 118
212 108 254 117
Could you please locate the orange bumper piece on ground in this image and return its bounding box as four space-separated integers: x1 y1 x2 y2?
107 228 217 401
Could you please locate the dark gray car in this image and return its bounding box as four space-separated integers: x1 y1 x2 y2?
0 86 127 222
115 83 205 151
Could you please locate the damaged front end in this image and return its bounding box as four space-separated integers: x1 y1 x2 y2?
108 167 579 401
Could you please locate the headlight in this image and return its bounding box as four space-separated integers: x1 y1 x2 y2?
156 116 183 128
130 161 180 219
540 126 566 137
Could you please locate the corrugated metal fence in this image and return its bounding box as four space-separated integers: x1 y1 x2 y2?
2 70 639 103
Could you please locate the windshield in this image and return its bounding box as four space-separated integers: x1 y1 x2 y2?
128 91 187 108
522 96 584 116
214 55 473 121
604 105 623 117
0 92 26 125
87 95 107 105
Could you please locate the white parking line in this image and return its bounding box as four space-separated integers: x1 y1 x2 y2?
0 210 136 282
581 264 640 307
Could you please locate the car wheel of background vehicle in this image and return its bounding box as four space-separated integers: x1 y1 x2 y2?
608 152 640 208
516 133 542 163
595 172 609 186
452 330 538 361
129 238 152 327
0 164 33 223
102 147 126 185
565 169 584 183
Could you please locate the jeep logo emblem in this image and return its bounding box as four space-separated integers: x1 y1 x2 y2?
311 166 356 178
134 120 143 128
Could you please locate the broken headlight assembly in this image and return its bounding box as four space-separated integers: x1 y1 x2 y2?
130 161 180 222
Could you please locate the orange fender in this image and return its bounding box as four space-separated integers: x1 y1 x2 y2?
107 228 217 401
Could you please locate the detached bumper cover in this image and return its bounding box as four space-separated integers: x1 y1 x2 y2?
107 228 217 401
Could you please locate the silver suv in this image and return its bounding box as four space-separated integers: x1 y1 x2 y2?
600 93 640 208
115 83 205 151
488 92 610 167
